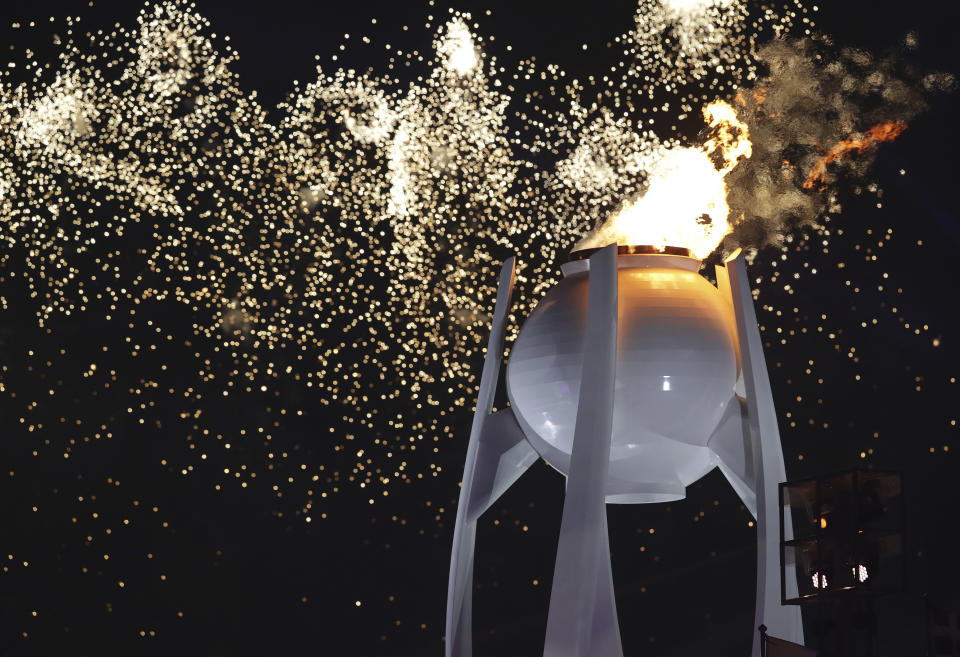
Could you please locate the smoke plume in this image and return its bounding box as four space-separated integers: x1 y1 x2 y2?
723 36 954 254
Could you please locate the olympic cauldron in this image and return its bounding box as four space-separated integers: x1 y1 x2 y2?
445 243 805 657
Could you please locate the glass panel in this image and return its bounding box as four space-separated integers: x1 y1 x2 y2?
785 538 820 602
815 536 858 592
857 471 903 531
781 470 905 603
857 532 903 593
783 480 818 541
820 472 856 537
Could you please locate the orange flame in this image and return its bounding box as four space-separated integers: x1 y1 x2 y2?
803 121 908 190
576 100 752 259
734 87 766 108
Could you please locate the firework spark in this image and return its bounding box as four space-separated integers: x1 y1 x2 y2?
0 0 947 522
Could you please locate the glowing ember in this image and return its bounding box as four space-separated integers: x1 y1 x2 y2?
803 121 909 190
576 100 751 259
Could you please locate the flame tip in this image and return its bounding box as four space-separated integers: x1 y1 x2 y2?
803 120 909 190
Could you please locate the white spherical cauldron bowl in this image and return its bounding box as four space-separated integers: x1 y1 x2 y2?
506 247 739 503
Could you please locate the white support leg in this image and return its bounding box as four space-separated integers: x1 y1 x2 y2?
543 243 624 657
445 257 538 657
724 251 804 654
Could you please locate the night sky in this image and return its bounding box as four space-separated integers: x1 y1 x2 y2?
1 1 958 656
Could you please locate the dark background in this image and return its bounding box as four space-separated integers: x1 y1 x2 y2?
1 1 959 655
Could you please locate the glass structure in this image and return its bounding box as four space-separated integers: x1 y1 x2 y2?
780 469 905 605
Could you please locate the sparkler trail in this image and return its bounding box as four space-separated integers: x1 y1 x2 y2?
0 0 949 524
